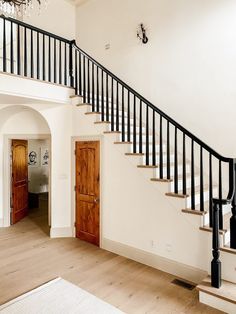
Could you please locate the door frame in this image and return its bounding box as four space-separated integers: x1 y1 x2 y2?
3 134 51 227
71 136 103 247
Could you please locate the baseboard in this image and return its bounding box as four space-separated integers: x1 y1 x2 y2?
102 238 207 284
50 227 74 238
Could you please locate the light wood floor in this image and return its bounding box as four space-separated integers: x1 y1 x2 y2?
0 199 223 314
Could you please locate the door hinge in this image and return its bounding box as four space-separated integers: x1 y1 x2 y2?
74 149 76 155
74 185 76 192
74 222 77 228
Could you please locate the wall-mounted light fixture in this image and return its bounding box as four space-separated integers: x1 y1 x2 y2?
137 23 148 44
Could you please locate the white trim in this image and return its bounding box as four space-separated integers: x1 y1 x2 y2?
50 227 74 238
71 135 104 246
102 238 208 284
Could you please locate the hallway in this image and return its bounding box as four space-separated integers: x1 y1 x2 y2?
0 205 222 314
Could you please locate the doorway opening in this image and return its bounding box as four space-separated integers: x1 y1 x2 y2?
11 138 50 235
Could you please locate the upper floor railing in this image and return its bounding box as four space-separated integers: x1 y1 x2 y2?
0 14 235 289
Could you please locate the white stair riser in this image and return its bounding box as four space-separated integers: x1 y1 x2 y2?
153 164 191 177
199 291 236 314
204 204 231 226
186 187 218 207
170 175 201 191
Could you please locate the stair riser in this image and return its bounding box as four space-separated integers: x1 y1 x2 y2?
199 291 236 314
186 187 218 207
153 164 191 177
141 154 175 164
170 176 200 191
204 204 231 226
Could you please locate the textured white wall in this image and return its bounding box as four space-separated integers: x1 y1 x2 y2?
24 0 76 39
75 0 236 157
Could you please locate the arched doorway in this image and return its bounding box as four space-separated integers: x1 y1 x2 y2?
0 105 51 235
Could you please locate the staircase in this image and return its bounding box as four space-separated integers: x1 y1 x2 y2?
1 14 236 313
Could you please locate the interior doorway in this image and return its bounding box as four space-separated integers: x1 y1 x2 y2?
11 138 50 234
75 141 100 246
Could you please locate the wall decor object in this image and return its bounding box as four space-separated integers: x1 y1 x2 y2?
41 147 49 166
137 23 149 44
28 149 39 167
0 0 49 17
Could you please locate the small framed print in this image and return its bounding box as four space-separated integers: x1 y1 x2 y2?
41 148 49 166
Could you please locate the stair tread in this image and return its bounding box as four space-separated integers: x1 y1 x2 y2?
199 226 227 234
197 276 236 304
220 245 236 255
182 209 207 216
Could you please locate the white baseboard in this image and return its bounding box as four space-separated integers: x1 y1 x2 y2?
50 227 74 238
102 238 207 284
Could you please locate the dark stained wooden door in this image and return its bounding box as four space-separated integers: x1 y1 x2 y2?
75 141 100 246
11 140 28 224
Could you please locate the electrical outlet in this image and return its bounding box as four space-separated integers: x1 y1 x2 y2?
166 244 172 252
105 43 110 50
150 240 157 248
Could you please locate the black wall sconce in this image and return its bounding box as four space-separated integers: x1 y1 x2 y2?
137 23 148 44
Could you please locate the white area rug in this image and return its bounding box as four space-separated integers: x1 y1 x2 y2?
0 278 125 314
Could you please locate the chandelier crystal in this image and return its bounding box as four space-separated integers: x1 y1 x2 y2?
0 0 49 17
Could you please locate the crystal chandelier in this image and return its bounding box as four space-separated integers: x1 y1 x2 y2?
0 0 49 17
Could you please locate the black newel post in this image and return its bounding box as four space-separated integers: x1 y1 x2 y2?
211 201 221 288
69 40 76 88
230 165 236 249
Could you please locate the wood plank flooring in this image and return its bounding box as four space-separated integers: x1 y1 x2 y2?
0 199 223 313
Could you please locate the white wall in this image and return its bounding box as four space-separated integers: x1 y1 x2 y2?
28 139 50 194
24 0 76 39
75 0 236 157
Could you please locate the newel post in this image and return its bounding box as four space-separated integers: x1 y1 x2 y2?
230 164 236 249
69 40 76 89
211 200 221 288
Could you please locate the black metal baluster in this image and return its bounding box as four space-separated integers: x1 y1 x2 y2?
64 43 67 85
24 27 27 77
167 121 170 180
159 116 163 178
182 134 186 195
230 164 236 249
146 105 149 165
79 52 82 96
59 41 62 84
122 86 125 141
219 161 223 230
75 49 78 95
101 70 104 120
200 147 204 211
3 18 6 72
111 78 114 131
17 24 21 75
92 62 95 111
96 67 100 112
10 21 14 74
127 91 131 142
36 32 40 79
42 34 45 81
30 29 34 78
116 82 119 131
83 55 86 103
87 59 90 104
191 140 195 209
174 127 178 194
152 111 156 166
48 36 51 82
209 154 213 227
133 96 137 153
211 201 221 288
54 38 57 83
106 73 109 122
139 100 143 154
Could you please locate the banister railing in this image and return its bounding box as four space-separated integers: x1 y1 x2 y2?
0 14 236 289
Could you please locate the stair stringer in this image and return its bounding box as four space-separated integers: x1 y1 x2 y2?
71 101 222 284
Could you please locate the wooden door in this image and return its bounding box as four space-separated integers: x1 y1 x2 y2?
11 140 28 224
75 141 100 246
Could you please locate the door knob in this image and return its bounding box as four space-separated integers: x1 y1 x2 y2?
94 198 99 204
